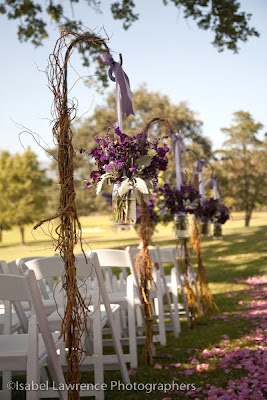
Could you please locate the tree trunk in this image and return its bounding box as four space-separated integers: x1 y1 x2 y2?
245 210 252 227
0 227 2 243
19 224 25 245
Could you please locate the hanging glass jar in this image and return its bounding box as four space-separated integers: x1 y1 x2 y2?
201 219 210 237
174 212 189 239
213 222 222 240
112 184 137 225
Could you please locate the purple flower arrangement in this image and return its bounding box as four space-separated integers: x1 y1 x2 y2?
193 199 230 238
82 127 169 193
213 204 230 239
194 198 219 222
155 183 201 238
81 127 169 225
215 204 230 225
156 183 201 223
194 199 230 224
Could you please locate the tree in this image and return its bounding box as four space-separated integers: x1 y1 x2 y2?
0 1 259 86
0 149 51 244
218 111 267 227
59 85 211 214
0 151 12 242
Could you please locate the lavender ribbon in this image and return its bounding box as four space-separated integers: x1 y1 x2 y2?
100 53 134 131
210 175 224 202
193 159 208 200
171 131 186 190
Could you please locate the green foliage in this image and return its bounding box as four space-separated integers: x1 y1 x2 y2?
0 148 51 243
0 1 259 86
166 0 259 52
0 151 12 240
217 111 267 226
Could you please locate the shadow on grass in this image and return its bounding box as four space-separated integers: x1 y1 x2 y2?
200 225 267 282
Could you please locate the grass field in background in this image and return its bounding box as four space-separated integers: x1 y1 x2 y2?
1 212 266 265
1 212 267 399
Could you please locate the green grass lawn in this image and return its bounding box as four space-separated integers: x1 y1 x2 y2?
1 212 267 399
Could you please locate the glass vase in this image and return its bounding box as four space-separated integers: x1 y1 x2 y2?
201 219 210 237
112 184 137 225
213 222 222 240
174 212 189 239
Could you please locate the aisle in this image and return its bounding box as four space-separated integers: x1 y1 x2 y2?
162 276 267 400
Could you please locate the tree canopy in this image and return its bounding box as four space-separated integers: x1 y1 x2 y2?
217 111 267 226
0 1 259 86
0 148 51 243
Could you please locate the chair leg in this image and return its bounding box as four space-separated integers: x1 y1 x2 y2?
2 371 12 400
162 274 176 335
127 276 138 368
120 309 127 337
171 268 181 337
181 282 191 324
135 305 144 336
155 270 166 346
92 286 104 399
94 268 130 385
110 308 130 383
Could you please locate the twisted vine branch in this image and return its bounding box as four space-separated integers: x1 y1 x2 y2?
34 29 109 399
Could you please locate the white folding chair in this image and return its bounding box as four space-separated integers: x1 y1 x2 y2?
157 247 190 326
26 254 130 400
82 249 143 368
16 257 57 315
0 260 31 334
126 247 171 346
0 272 67 400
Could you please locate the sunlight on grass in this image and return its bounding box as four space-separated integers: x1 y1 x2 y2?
0 212 266 399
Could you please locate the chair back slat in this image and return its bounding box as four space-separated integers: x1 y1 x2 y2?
0 274 32 302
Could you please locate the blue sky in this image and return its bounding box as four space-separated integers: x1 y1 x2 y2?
0 0 266 161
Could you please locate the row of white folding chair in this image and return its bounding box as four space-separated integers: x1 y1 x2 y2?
88 248 172 347
25 253 130 399
1 254 130 399
82 246 196 349
0 269 67 400
5 252 140 370
83 249 174 349
128 246 197 329
86 248 181 347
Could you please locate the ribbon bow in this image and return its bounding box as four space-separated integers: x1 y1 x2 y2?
193 159 208 200
210 174 224 202
193 159 208 177
100 53 134 130
171 131 186 190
